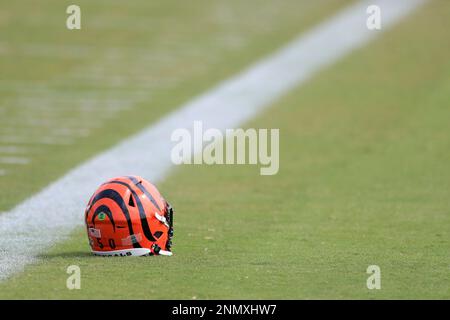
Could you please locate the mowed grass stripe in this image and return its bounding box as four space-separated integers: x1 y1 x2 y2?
0 0 440 299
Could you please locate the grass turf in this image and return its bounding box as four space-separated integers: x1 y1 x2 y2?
1 0 450 299
0 0 351 210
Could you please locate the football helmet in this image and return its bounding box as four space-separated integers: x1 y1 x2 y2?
85 176 174 256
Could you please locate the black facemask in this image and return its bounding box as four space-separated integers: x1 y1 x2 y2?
165 202 174 250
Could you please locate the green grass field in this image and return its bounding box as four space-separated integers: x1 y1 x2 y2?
1 0 450 299
0 0 349 209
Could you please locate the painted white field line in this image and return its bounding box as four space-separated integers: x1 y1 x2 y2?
0 0 426 280
0 157 30 165
0 146 28 154
0 135 73 146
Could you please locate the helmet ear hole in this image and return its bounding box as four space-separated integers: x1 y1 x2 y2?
153 231 163 239
128 195 135 207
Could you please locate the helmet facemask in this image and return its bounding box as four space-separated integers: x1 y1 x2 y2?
151 201 174 256
165 202 174 251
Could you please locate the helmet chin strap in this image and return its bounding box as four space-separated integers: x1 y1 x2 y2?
158 249 173 256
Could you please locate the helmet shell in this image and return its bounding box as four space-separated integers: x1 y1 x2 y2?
85 176 173 256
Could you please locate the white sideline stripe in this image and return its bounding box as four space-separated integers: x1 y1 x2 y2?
0 0 426 280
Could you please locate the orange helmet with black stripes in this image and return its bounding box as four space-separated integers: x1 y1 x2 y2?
85 176 174 256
